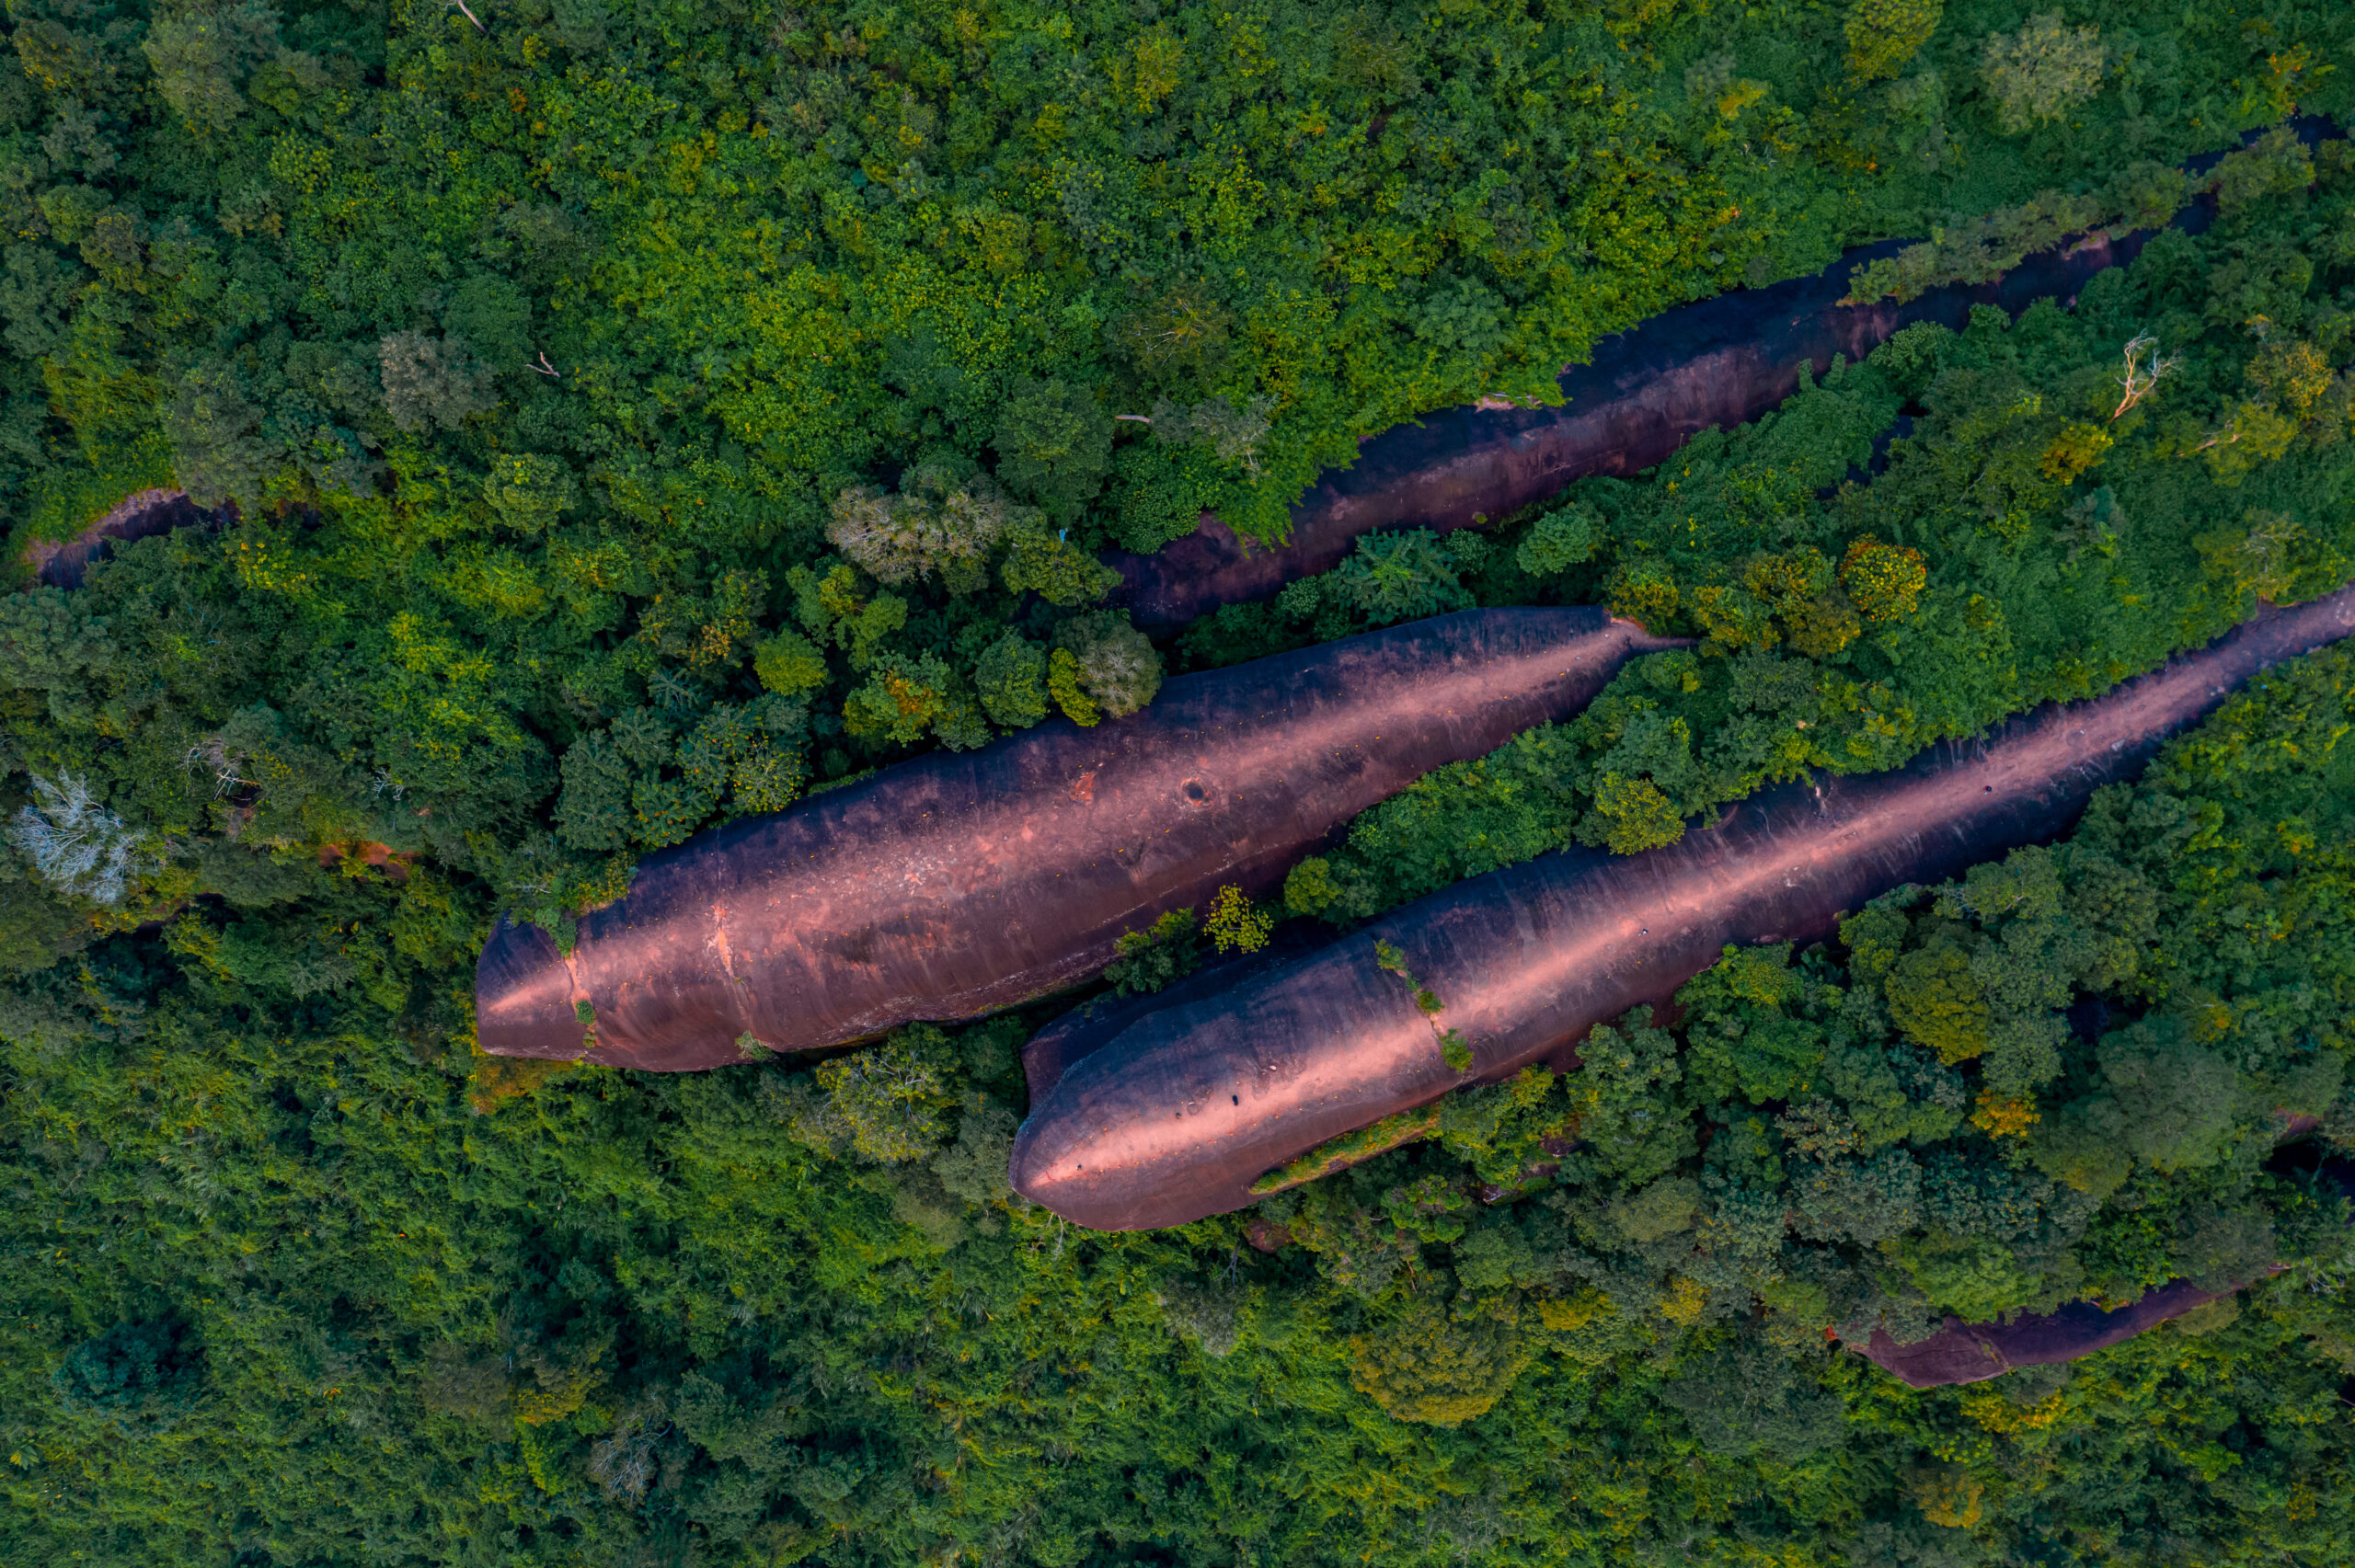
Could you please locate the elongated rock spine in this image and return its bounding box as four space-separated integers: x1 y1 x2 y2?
475 608 1683 1071
1012 584 2355 1231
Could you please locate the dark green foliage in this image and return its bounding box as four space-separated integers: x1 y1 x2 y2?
994 379 1113 525
1102 906 1200 997
50 1318 203 1437
970 629 1050 729
5 2 2355 1562
1297 188 2355 923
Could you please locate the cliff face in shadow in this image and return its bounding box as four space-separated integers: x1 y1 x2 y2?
1107 120 2338 630
475 609 1681 1071
1852 1157 2355 1389
24 491 227 589
1010 584 2355 1231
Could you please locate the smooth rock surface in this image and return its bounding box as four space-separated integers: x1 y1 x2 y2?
1013 583 2355 1230
476 608 1682 1070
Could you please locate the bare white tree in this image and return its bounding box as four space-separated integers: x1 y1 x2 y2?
9 773 155 905
2110 333 2178 421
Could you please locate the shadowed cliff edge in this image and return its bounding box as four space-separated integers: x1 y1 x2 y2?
1108 117 2343 629
475 608 1683 1070
1010 582 2355 1232
1853 1157 2355 1389
24 489 232 589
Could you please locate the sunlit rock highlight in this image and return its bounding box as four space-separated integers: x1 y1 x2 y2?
1012 585 2355 1230
475 608 1683 1070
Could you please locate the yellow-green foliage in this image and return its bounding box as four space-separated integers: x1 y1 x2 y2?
1250 1104 1446 1196
5 4 2355 1562
1350 1303 1533 1425
1845 0 1942 83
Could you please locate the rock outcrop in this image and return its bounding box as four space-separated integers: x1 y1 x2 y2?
1011 584 2355 1230
1107 118 2340 629
476 609 1681 1070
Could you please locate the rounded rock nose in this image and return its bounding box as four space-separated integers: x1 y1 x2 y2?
474 918 588 1060
1008 1107 1146 1233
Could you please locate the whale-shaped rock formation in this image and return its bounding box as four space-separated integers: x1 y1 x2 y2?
1011 583 2355 1230
475 608 1682 1070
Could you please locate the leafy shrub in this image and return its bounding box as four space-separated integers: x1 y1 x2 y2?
1845 0 1942 83
1051 612 1161 724
1980 14 2107 134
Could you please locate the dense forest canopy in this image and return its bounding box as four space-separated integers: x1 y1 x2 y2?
4 0 2355 1563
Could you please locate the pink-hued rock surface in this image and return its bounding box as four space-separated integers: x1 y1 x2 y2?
1012 584 2355 1231
475 609 1681 1071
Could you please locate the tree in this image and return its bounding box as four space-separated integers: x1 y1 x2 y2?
787 1024 960 1162
753 631 831 696
1156 1278 1246 1356
1103 908 1200 995
971 632 1049 728
482 453 577 532
554 733 634 852
379 331 495 433
1568 1016 1693 1185
1845 0 1942 83
2098 1019 2240 1174
1840 535 1926 621
165 360 276 506
1661 1339 1844 1460
1050 612 1161 725
1150 394 1273 475
52 1318 204 1436
1000 515 1120 605
1202 884 1271 953
142 0 280 133
9 773 154 905
1882 941 1990 1064
1516 503 1598 576
1979 15 2106 134
444 272 531 372
1582 771 1683 854
0 586 113 698
827 466 1013 591
1350 1303 1532 1425
843 652 989 750
1334 530 1474 625
994 378 1111 523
